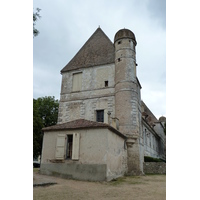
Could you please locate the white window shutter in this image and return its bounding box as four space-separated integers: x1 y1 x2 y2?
55 134 66 160
72 133 80 160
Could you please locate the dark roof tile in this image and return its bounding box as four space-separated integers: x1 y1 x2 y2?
61 28 115 73
141 101 158 125
42 119 126 139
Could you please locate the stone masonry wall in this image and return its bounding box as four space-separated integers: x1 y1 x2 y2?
58 63 115 124
143 162 166 174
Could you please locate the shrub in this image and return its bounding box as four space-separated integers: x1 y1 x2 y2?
144 156 164 162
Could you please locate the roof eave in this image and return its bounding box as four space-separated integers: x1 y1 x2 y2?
42 122 126 139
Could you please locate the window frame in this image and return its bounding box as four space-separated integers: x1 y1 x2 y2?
96 110 104 122
66 134 73 159
55 133 80 161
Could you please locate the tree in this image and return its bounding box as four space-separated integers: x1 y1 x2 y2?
36 96 59 126
33 96 59 159
33 8 41 37
33 99 43 158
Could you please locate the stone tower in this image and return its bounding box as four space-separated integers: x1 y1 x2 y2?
114 29 143 175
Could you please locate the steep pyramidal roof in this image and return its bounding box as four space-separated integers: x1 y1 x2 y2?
61 28 115 73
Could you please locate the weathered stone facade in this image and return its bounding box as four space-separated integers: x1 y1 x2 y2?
57 28 165 175
41 27 166 180
114 29 143 175
58 63 115 124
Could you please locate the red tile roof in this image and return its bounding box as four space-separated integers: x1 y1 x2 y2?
42 119 126 139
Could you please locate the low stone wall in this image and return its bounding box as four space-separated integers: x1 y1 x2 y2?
40 163 107 181
143 162 166 174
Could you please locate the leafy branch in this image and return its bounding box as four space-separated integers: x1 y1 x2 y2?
33 8 41 37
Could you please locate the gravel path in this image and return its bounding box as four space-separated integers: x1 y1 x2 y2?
33 169 166 200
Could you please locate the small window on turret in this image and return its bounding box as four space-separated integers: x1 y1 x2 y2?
118 58 121 62
118 41 121 44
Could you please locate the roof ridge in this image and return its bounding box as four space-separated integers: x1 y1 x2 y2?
61 27 115 73
82 27 113 48
96 27 114 46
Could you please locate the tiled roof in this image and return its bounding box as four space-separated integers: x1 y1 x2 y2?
61 28 115 73
141 101 158 125
114 28 137 45
42 119 126 139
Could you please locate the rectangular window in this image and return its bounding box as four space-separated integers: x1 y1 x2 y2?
72 72 82 91
150 134 152 147
143 130 145 144
55 133 80 160
96 110 104 122
66 135 73 159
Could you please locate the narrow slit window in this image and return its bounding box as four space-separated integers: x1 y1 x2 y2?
118 58 121 62
118 41 121 44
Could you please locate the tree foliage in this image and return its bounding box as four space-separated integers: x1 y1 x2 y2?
33 8 41 37
33 99 43 159
33 96 59 159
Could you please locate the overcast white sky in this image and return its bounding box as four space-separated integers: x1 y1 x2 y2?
33 0 166 119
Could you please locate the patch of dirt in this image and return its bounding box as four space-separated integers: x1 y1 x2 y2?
33 170 166 200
